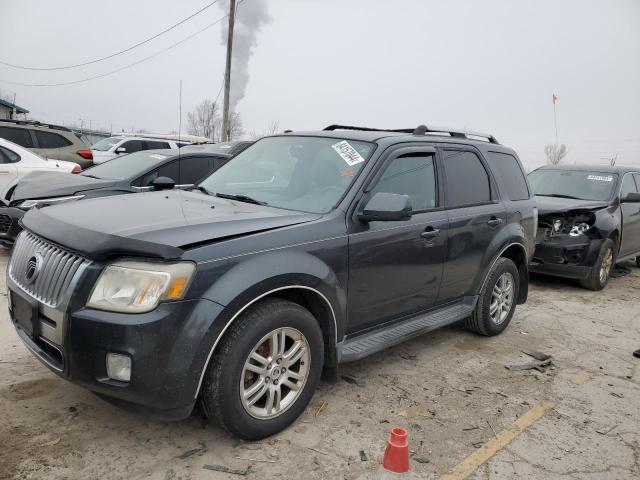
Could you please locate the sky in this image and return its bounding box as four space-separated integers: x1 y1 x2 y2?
1 0 639 170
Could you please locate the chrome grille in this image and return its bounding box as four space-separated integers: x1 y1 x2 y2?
9 231 88 307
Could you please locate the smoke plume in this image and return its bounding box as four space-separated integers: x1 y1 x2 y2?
219 0 270 111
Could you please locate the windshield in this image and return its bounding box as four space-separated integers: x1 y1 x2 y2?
528 169 618 201
180 141 252 156
198 136 375 213
81 151 173 180
91 137 123 151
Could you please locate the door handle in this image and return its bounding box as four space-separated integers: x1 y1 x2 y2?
487 217 503 227
421 227 440 239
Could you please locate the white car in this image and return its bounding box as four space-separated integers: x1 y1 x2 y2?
91 136 185 164
0 137 80 203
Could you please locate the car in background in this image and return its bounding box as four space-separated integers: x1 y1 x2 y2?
6 125 535 439
180 140 254 156
91 136 199 164
0 149 231 247
528 165 640 290
0 119 94 169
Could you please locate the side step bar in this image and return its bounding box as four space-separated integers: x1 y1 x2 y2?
338 297 477 363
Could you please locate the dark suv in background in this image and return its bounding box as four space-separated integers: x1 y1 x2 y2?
528 165 640 290
7 125 535 439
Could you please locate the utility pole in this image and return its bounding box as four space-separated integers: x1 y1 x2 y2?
221 0 236 142
552 93 559 146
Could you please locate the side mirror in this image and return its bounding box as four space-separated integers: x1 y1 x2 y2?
622 192 640 203
115 147 127 154
358 192 412 222
151 176 175 191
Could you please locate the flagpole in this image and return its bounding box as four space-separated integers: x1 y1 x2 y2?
552 94 559 146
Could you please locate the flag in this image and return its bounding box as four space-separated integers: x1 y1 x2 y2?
552 94 558 104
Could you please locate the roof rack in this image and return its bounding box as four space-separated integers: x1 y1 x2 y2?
323 124 499 144
0 118 72 132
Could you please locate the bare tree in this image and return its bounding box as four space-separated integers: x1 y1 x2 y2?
544 143 568 165
249 120 280 139
186 99 220 141
227 111 244 140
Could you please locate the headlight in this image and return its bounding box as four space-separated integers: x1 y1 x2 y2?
19 195 85 210
87 260 196 313
569 223 590 236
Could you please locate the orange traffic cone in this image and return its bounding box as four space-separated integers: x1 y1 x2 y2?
381 427 409 475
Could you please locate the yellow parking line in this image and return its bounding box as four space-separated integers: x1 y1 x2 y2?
440 401 555 480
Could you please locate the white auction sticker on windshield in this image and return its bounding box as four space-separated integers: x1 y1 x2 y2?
587 175 613 182
331 140 365 166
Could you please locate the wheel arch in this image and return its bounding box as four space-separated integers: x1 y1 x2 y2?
479 241 529 304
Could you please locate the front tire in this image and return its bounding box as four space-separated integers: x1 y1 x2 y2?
201 298 324 440
466 257 519 336
580 238 615 291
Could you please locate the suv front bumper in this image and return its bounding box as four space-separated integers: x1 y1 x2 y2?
8 273 225 420
529 235 603 280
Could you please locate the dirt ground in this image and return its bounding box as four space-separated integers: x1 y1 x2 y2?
1 248 639 480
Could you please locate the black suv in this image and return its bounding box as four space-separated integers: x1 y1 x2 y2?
7 125 535 439
528 165 640 290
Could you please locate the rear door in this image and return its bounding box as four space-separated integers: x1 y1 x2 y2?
347 147 448 333
0 145 20 197
144 140 171 151
0 126 35 149
619 173 640 258
436 147 506 304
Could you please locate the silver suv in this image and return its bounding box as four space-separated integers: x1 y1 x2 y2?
0 119 94 169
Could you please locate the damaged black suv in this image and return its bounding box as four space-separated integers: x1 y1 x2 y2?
8 125 535 439
528 165 640 290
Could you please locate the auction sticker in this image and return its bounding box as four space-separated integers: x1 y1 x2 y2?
587 175 613 182
332 140 365 166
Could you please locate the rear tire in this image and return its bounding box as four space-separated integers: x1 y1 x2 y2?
466 257 519 336
201 298 323 440
636 256 640 268
580 238 615 291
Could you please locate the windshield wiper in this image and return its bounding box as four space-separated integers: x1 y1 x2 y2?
214 192 267 205
537 193 583 200
81 174 101 179
192 185 213 195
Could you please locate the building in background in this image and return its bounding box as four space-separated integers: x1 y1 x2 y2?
0 99 29 120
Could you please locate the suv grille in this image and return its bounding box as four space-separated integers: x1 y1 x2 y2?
0 214 12 234
9 231 88 307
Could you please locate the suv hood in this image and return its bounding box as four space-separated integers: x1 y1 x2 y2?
22 190 321 260
13 171 118 202
535 195 609 216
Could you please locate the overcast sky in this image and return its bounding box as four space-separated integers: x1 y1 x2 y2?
1 0 639 169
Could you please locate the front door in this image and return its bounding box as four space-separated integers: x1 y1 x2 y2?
347 148 448 334
619 173 640 258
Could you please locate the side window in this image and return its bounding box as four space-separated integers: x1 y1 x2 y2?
486 152 530 201
145 140 170 150
34 130 72 148
369 154 437 211
213 157 229 171
0 145 20 163
180 156 212 184
620 174 638 198
634 174 640 192
139 160 180 186
443 150 491 207
122 140 144 153
0 126 34 148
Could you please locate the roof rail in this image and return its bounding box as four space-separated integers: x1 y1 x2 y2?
0 118 72 132
324 123 499 144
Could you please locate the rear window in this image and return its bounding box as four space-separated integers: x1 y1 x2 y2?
487 152 530 201
34 130 73 148
0 126 34 148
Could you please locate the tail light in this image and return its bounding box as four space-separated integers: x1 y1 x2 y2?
76 149 93 160
71 165 82 174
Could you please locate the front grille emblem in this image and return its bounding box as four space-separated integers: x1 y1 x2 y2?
25 253 43 284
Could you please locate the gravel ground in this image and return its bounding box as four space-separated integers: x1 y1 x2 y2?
1 249 638 480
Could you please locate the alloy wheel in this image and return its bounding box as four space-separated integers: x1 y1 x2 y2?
490 272 514 324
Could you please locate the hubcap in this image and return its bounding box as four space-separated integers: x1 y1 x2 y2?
599 248 613 284
490 272 514 324
240 327 310 420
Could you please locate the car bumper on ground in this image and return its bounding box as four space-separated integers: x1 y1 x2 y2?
0 207 25 245
530 235 602 280
7 272 225 420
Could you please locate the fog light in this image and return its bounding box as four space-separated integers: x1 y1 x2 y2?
106 353 131 382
